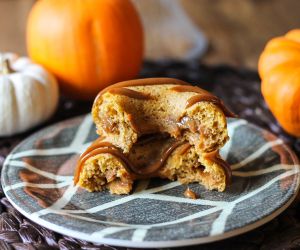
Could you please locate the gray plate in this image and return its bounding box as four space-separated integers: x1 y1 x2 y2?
2 115 300 248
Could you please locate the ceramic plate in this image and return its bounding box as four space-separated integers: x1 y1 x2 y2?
2 115 300 248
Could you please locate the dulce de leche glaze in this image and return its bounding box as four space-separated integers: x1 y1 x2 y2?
184 188 198 199
73 138 123 184
74 136 232 186
93 78 235 118
92 78 236 144
171 85 236 118
74 136 187 185
108 88 153 100
130 140 186 175
93 77 189 108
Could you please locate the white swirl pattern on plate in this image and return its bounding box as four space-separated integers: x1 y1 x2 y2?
1 115 300 248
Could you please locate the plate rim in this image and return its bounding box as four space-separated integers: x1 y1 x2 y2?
2 116 300 248
2 185 299 248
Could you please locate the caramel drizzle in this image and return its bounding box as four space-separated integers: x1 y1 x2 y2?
184 187 198 199
74 138 232 186
204 150 232 184
108 88 153 100
78 137 106 159
127 114 159 134
130 140 186 175
74 138 186 184
171 85 237 118
177 143 192 155
74 139 127 184
135 133 168 145
74 147 134 184
93 77 189 108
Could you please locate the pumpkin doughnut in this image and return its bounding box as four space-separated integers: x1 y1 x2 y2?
74 134 231 194
92 78 235 154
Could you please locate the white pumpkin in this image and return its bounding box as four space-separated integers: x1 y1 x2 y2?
0 54 59 136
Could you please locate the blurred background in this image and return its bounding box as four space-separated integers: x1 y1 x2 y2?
1 0 300 69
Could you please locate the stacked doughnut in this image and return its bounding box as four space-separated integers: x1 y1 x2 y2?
74 78 234 194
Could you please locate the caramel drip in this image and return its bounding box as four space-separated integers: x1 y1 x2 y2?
172 85 212 95
74 143 133 184
108 88 153 100
93 77 189 107
74 141 112 184
74 137 186 184
102 116 117 133
177 116 200 133
127 114 159 134
177 143 192 155
74 137 115 183
135 133 168 146
127 114 139 133
80 138 109 160
130 140 186 175
204 150 232 184
184 188 198 199
171 85 237 118
186 95 220 109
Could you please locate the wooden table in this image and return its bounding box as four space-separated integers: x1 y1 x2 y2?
1 0 300 69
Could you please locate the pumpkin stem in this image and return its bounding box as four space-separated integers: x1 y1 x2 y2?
0 56 14 74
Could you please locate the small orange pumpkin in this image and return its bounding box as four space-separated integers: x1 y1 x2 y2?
259 29 300 136
27 0 144 100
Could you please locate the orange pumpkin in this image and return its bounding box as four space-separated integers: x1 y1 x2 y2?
259 29 300 136
27 0 144 100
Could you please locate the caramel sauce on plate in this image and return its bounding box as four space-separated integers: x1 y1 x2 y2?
184 187 198 199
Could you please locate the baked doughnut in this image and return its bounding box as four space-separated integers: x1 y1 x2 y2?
74 134 231 194
92 78 235 154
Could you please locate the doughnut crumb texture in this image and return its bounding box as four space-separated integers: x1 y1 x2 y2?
75 78 233 194
92 80 230 154
76 136 228 194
